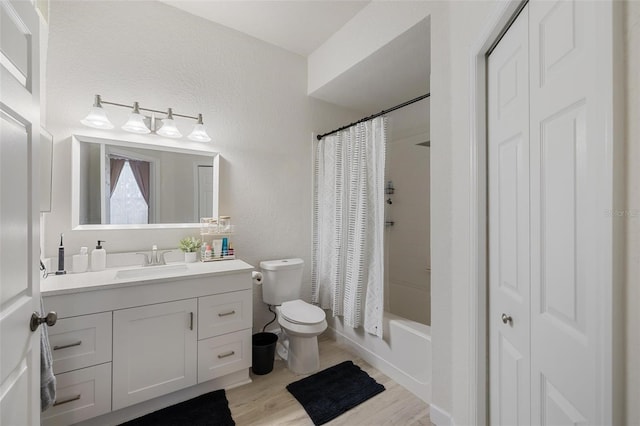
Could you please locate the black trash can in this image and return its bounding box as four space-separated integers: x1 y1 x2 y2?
252 332 278 375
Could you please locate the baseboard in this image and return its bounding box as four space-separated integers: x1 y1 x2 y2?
430 403 452 426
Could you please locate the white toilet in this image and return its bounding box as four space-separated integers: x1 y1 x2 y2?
260 258 327 374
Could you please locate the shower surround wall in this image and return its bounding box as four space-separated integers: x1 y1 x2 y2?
385 132 430 325
42 0 360 332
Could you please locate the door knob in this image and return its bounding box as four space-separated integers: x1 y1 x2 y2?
30 311 57 332
501 313 513 325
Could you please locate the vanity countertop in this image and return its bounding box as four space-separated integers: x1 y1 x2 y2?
41 259 254 297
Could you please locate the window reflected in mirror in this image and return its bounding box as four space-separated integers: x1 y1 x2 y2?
110 158 150 224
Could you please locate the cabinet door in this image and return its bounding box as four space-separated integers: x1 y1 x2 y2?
112 299 197 410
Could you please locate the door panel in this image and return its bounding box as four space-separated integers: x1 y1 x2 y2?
0 110 30 305
539 102 587 334
0 0 41 424
530 0 601 423
488 5 530 425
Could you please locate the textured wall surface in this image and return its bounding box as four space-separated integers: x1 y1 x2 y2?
42 1 360 331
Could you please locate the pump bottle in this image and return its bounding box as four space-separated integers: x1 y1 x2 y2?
91 240 106 271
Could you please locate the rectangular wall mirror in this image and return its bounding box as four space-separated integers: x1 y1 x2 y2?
72 133 219 229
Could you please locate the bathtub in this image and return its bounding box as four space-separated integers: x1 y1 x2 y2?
325 311 430 403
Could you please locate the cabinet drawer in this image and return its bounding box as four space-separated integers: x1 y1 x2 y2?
41 363 111 426
198 290 251 340
198 329 251 383
48 312 112 374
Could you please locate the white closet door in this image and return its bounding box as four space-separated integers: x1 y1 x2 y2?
488 5 531 425
529 1 604 424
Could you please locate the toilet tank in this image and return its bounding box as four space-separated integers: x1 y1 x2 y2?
259 258 304 305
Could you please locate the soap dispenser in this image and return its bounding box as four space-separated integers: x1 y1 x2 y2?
91 240 106 271
72 247 89 273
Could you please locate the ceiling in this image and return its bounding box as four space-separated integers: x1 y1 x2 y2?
161 1 430 132
160 1 370 57
309 18 430 115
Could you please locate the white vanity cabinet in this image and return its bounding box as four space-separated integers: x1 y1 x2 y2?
41 260 253 426
112 299 198 410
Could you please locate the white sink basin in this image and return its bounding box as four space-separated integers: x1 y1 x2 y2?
115 264 189 279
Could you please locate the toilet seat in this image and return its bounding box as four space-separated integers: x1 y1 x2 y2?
279 299 325 325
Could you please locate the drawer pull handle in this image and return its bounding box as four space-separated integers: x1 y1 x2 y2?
217 351 235 359
189 312 194 331
218 310 236 317
53 394 81 406
53 341 82 351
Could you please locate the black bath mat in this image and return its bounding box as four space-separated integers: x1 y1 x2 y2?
119 389 235 426
286 360 385 425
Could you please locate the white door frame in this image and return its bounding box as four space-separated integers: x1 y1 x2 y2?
467 1 621 424
468 3 526 423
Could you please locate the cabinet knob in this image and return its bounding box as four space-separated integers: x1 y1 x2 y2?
30 311 57 331
501 313 513 325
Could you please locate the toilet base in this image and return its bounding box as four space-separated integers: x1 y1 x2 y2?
286 333 320 375
277 329 321 375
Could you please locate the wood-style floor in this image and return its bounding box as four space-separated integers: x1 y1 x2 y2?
226 334 432 425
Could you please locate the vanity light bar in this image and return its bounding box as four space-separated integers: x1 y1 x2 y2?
80 94 212 142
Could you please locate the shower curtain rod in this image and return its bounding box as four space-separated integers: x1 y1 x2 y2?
315 93 430 141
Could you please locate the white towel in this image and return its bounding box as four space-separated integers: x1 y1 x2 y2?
40 298 56 412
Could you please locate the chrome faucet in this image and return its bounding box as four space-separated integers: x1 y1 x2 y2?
151 245 159 264
136 245 171 266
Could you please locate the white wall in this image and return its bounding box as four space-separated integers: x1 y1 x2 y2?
445 2 497 423
625 2 640 424
42 1 360 331
424 3 453 419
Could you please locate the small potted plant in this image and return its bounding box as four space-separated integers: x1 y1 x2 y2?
179 236 201 263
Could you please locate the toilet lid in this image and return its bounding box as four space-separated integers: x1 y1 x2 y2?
280 300 325 325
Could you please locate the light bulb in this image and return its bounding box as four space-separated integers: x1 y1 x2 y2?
80 106 114 129
187 113 211 142
157 119 182 138
121 102 150 134
188 124 211 142
122 113 150 134
157 108 182 138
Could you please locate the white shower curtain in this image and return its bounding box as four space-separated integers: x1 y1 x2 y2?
311 117 386 337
